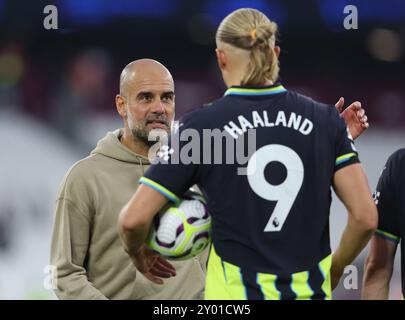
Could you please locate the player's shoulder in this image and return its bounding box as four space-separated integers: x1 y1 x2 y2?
386 148 405 170
380 148 405 194
287 90 343 132
178 97 227 127
288 90 336 114
389 148 405 160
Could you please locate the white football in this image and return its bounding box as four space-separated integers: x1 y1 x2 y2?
146 192 211 260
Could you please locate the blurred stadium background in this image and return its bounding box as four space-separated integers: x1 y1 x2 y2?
0 0 404 299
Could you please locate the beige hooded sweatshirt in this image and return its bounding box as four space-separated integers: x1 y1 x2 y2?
50 129 208 300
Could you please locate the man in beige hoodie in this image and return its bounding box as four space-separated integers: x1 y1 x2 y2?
50 59 208 300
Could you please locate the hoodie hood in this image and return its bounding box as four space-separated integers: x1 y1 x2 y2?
91 129 151 166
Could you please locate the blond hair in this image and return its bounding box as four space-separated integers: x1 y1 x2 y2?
216 8 279 86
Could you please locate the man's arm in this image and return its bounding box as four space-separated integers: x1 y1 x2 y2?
50 198 108 300
362 234 397 299
331 164 378 289
335 97 369 140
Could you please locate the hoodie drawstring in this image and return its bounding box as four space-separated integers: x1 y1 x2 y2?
139 158 145 175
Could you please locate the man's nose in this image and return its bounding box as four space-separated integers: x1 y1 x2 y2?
150 100 165 113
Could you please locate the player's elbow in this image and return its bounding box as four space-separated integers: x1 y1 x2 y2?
360 209 378 233
350 202 378 232
363 254 393 285
364 254 388 274
119 204 148 233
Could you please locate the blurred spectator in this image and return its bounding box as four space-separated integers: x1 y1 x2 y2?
50 49 114 148
0 44 25 109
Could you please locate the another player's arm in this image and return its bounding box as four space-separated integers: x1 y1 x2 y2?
362 151 401 299
118 184 176 284
335 98 369 140
331 163 378 289
362 234 397 299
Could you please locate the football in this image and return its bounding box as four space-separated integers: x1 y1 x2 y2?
146 192 211 260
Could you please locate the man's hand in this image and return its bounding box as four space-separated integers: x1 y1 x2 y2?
130 245 176 285
335 97 369 140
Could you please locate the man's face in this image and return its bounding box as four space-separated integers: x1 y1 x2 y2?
124 79 175 146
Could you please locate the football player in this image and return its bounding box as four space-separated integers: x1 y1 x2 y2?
118 8 377 300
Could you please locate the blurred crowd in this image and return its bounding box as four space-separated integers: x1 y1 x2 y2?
0 42 403 152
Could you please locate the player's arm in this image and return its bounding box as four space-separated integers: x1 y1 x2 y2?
362 150 402 299
119 113 202 284
362 234 397 299
119 184 167 254
118 184 176 284
331 163 378 289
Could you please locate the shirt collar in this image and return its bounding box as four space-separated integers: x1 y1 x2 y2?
224 83 287 96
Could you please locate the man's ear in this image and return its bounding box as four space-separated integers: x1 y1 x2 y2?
116 94 127 118
274 46 281 59
215 48 226 70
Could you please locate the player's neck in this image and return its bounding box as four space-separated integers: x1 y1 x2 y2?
226 75 274 88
